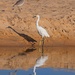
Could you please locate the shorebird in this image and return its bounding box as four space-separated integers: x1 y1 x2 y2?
13 0 25 12
13 0 25 7
33 15 50 46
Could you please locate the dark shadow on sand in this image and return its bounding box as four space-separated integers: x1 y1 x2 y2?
7 26 37 46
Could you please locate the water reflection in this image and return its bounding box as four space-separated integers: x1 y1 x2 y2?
0 47 75 69
0 68 75 75
18 47 36 56
33 46 48 75
9 70 17 75
0 46 75 75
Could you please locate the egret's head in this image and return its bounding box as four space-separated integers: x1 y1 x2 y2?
33 15 40 18
36 15 40 18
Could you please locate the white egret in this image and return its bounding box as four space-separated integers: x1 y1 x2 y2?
33 15 50 46
33 55 48 75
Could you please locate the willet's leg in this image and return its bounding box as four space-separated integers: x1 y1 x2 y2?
18 7 21 12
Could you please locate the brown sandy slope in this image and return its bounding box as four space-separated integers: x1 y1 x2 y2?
0 0 75 46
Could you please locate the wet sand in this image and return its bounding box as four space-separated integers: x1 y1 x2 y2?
0 47 75 70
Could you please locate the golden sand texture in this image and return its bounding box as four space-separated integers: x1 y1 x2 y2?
0 0 75 46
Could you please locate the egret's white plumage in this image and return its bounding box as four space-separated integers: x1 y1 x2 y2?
35 15 50 38
33 55 48 75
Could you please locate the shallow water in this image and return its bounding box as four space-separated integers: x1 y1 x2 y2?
0 46 75 75
0 68 75 75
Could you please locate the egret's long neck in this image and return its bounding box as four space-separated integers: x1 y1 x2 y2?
34 72 36 75
33 66 36 75
36 16 40 27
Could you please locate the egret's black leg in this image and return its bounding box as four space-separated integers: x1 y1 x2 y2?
42 37 44 56
39 37 44 53
39 39 42 52
39 39 42 46
42 37 44 47
39 38 43 52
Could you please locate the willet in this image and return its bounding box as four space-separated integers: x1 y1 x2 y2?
13 0 25 12
13 0 25 7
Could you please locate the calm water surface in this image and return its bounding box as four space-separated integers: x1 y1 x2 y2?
0 46 75 75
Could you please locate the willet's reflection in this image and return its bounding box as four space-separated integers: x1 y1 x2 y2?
9 70 17 75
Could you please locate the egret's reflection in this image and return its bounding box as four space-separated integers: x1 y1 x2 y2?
33 55 48 75
33 43 48 75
